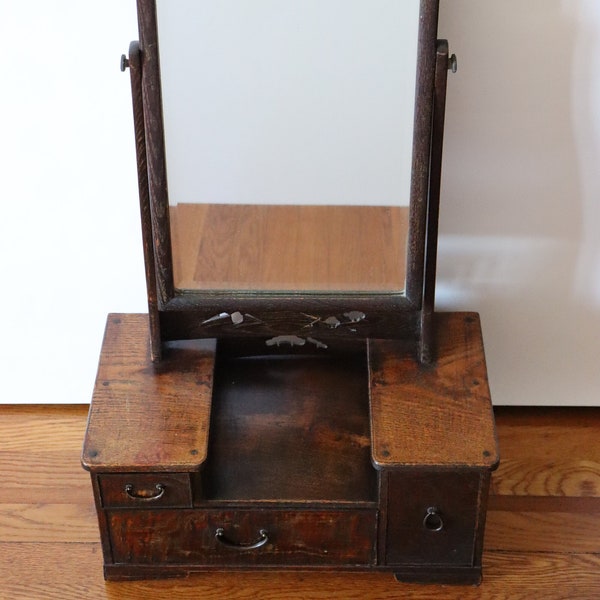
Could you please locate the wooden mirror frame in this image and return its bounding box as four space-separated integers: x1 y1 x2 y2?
127 0 446 361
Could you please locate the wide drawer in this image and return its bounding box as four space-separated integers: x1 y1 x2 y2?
108 508 377 566
98 473 193 508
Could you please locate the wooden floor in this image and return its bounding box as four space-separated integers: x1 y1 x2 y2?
1 405 599 599
169 203 408 291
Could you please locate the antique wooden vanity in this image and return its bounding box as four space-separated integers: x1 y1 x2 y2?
82 0 498 585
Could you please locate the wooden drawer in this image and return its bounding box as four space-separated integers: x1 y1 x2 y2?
108 509 377 566
385 471 483 566
98 473 193 508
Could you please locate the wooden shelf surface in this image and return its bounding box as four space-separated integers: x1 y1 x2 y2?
83 312 498 475
204 347 375 504
369 312 499 469
82 314 216 472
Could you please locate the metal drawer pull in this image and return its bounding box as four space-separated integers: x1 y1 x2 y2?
124 483 165 501
215 527 269 550
423 507 444 532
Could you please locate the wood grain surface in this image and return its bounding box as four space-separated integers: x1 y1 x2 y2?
170 203 408 292
82 314 216 472
1 403 599 598
369 313 498 468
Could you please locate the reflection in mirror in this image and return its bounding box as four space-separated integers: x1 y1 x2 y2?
156 0 420 293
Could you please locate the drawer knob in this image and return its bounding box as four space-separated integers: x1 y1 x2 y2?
423 507 444 532
124 483 165 501
215 527 269 550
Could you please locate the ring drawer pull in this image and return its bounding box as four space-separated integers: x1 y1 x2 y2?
124 483 165 501
215 527 269 550
423 507 444 532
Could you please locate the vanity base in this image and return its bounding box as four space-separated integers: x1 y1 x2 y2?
82 312 498 585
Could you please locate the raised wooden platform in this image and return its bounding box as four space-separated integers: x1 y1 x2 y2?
81 312 498 584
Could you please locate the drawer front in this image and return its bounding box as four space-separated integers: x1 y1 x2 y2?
98 473 193 508
385 471 483 566
108 509 377 566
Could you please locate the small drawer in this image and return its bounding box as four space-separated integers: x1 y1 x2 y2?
98 473 193 508
108 508 377 566
385 471 483 566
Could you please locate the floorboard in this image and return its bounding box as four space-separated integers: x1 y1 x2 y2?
1 404 599 599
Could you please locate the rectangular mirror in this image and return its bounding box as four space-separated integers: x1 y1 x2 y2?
132 0 441 352
156 0 420 293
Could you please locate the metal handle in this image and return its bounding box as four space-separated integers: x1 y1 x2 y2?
423 507 444 532
215 527 269 550
124 483 165 501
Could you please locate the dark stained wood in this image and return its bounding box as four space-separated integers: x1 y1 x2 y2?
369 312 499 469
98 473 193 508
170 204 408 292
385 470 483 566
202 347 376 504
108 509 377 567
127 41 162 361
131 0 442 354
137 0 175 305
405 0 440 302
158 295 420 344
81 314 215 472
82 311 496 583
419 39 451 362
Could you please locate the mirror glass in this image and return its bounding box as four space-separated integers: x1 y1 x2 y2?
156 0 420 293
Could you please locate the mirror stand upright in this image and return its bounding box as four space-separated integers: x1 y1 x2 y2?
83 0 498 585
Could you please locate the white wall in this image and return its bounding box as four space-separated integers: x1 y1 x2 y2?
157 0 419 207
0 2 145 404
2 1 599 405
438 0 600 405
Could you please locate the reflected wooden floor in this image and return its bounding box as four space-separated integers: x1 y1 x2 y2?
169 204 408 291
1 405 599 599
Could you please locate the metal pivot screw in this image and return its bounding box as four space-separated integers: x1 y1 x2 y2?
120 54 130 72
448 53 458 73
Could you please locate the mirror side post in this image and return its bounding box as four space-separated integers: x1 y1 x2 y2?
419 39 454 363
124 41 162 361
